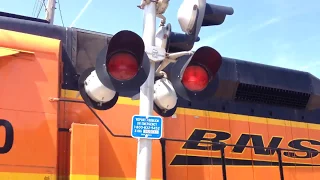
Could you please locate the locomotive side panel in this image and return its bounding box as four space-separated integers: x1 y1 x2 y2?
164 109 320 180
0 29 61 179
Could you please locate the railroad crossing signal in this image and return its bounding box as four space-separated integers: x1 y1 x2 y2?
169 46 222 102
78 30 150 110
75 2 234 180
152 0 233 117
77 0 234 118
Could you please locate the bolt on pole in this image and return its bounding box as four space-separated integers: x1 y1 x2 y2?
136 1 157 180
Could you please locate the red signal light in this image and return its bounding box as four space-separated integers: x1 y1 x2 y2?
107 52 139 81
182 65 209 91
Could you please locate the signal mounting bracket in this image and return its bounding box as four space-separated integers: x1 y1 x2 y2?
155 51 194 74
145 45 166 62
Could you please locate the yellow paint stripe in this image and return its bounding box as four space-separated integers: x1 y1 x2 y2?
71 175 161 180
0 173 161 180
60 89 320 130
101 178 161 180
0 172 55 179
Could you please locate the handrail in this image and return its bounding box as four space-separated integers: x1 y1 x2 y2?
277 149 284 180
58 98 132 138
220 147 227 180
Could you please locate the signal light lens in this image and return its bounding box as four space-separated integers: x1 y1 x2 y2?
107 52 139 81
182 65 209 92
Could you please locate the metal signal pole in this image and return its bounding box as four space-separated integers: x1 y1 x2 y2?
136 1 157 180
45 0 56 24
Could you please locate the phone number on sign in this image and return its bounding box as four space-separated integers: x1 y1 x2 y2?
143 129 159 134
134 125 160 130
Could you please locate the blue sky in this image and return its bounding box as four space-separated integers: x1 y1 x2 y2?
2 0 320 77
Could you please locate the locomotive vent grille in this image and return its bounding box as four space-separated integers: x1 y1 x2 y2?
235 83 310 109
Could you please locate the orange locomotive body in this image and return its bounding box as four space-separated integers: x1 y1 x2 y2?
1 12 320 180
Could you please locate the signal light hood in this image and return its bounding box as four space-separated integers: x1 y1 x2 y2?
202 3 234 26
169 46 222 102
95 30 150 92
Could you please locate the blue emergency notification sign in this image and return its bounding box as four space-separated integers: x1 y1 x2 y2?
131 115 163 139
